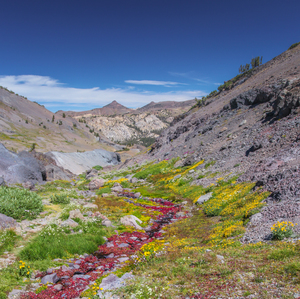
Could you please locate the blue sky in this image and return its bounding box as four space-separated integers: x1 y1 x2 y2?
0 0 299 112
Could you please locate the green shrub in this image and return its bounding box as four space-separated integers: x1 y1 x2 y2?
204 160 216 169
271 221 296 240
133 161 168 180
92 165 103 171
50 193 71 204
0 187 43 220
95 186 111 195
19 223 106 261
268 248 297 260
0 230 20 255
288 42 300 50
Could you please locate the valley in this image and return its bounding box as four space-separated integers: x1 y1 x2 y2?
0 43 300 299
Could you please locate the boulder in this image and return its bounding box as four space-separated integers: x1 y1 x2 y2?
69 209 85 220
41 273 59 285
111 185 123 193
0 143 46 184
61 219 79 228
102 219 114 227
89 178 105 190
129 177 138 183
86 168 98 180
120 215 142 230
22 181 35 190
45 164 73 181
99 273 135 291
133 192 141 198
0 213 18 230
196 192 213 205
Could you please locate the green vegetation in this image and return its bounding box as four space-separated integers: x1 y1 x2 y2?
0 230 20 255
50 193 71 204
0 187 43 220
19 222 106 261
288 41 300 50
93 165 103 171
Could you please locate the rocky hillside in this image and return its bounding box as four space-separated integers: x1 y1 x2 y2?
129 43 300 242
65 100 194 147
0 88 119 153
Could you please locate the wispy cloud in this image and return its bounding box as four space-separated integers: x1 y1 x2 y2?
125 80 185 87
169 71 221 86
0 75 206 110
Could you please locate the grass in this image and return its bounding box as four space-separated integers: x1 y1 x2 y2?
1 159 300 298
0 230 20 255
19 222 106 261
0 187 43 220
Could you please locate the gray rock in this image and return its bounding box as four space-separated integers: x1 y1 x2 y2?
216 255 225 264
99 273 135 291
89 178 106 190
8 289 23 299
133 192 141 198
0 176 6 186
111 185 123 193
239 120 247 127
41 273 59 284
53 284 63 291
61 219 79 228
174 174 182 180
22 181 35 190
86 168 98 180
46 149 121 175
45 164 72 181
129 177 138 183
69 209 85 220
0 213 18 230
120 215 142 230
196 192 213 205
0 143 46 184
118 243 129 248
102 219 114 227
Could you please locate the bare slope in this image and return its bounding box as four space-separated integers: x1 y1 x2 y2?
0 88 116 153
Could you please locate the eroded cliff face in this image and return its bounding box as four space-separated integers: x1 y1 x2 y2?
73 111 180 146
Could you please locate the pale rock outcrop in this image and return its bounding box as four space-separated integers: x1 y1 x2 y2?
120 215 143 230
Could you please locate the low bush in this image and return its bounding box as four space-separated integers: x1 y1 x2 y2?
0 230 20 255
0 187 43 220
92 165 103 171
50 193 71 204
271 221 297 240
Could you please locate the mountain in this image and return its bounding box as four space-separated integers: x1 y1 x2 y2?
128 43 300 243
0 88 120 153
62 100 134 118
136 99 195 113
61 99 195 147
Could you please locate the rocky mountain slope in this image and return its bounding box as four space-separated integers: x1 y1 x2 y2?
65 100 194 147
129 43 300 242
0 88 119 153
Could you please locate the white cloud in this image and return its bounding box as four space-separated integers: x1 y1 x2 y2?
0 75 206 109
125 80 185 87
